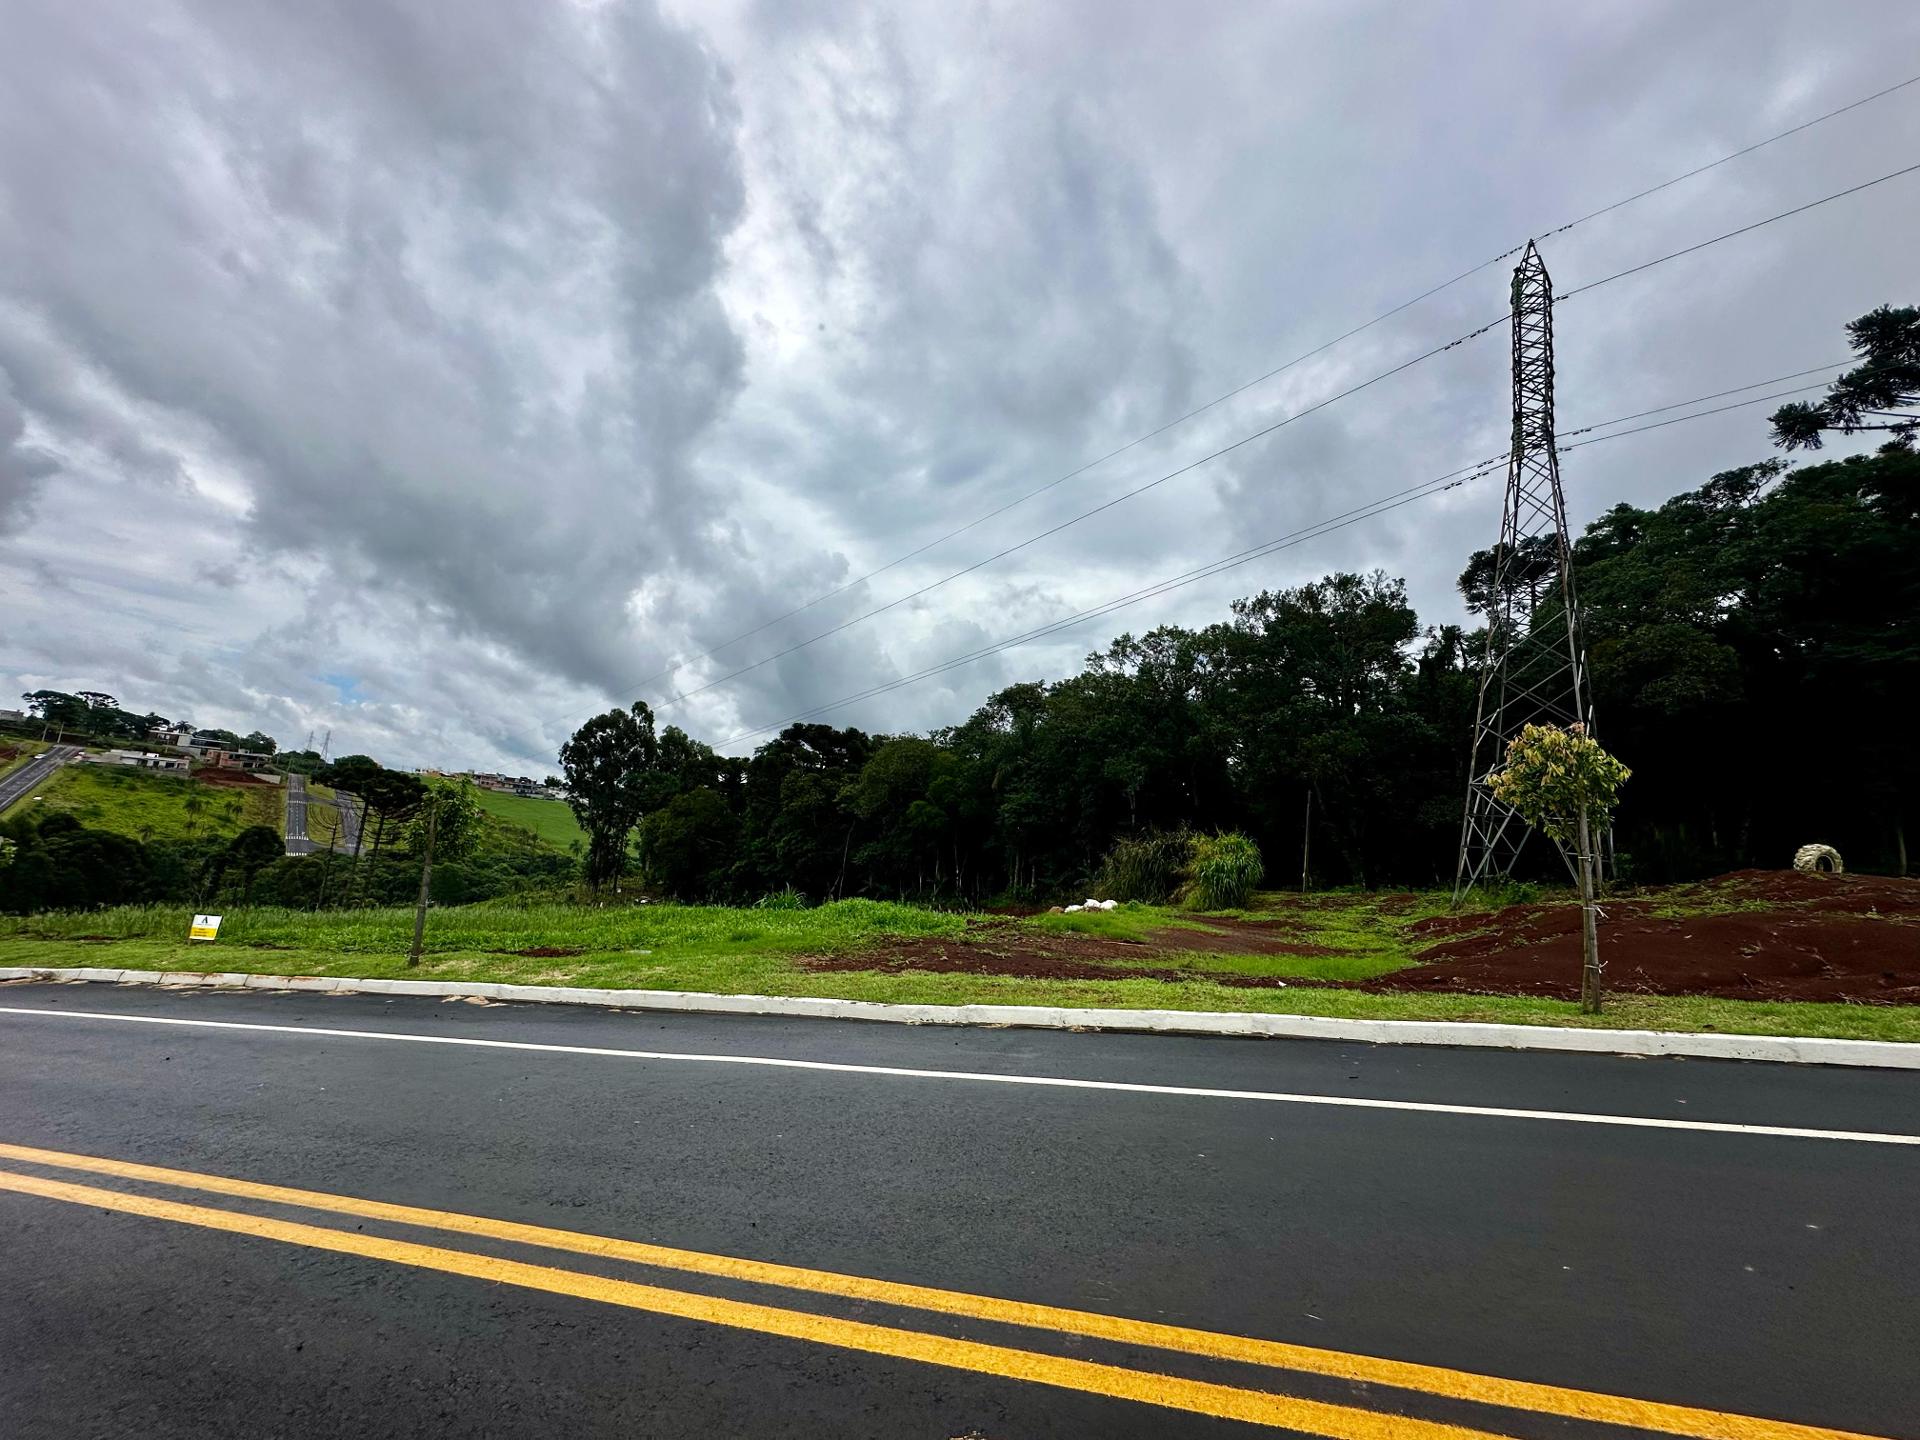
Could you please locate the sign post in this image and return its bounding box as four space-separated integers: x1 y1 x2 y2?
188 914 222 942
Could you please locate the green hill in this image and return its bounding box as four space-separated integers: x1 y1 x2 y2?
23 765 282 843
467 787 585 853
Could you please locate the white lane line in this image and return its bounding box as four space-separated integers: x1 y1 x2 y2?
2 1004 1916 1146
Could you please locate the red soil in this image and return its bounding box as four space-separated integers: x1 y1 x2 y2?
802 915 1324 986
1374 870 1920 1004
194 768 274 788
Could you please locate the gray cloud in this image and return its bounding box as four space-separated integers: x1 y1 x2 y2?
0 365 59 529
2 0 1917 769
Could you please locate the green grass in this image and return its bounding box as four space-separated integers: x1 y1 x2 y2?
0 927 1912 1043
2 891 1913 1044
467 788 586 852
16 765 282 842
0 897 967 958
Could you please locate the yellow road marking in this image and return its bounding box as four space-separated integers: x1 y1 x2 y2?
0 1167 1500 1440
0 1142 1888 1440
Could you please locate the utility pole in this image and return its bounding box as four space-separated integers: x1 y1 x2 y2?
1300 788 1312 894
1455 240 1597 901
408 798 439 968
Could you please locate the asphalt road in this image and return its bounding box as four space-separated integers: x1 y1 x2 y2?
283 772 313 854
284 774 358 856
1 983 1915 1439
0 743 79 814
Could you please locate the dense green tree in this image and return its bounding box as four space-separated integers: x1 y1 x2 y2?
560 703 661 890
637 787 741 899
221 826 287 901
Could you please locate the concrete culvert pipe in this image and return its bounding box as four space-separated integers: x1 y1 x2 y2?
1793 843 1844 874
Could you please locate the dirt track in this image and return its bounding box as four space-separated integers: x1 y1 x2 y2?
1374 870 1920 1004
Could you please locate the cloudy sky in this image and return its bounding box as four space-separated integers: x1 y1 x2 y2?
2 1 1916 771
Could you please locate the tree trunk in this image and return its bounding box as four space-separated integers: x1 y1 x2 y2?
1576 805 1603 1014
408 803 438 968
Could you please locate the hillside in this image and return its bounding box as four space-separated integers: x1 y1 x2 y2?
467 787 585 853
23 764 283 843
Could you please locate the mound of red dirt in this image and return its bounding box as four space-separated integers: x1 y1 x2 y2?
194 768 274 788
1374 870 1920 1004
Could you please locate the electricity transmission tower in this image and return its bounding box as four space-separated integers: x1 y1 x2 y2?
1454 240 1595 899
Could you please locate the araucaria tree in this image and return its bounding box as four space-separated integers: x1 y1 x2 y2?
561 703 661 890
1771 304 1917 452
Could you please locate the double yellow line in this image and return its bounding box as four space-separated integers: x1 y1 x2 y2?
0 1142 1886 1440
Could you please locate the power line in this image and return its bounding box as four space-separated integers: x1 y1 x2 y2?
1557 361 1847 437
611 71 1920 704
708 370 1842 750
1556 159 1920 301
1559 379 1831 450
650 312 1508 713
1537 72 1920 241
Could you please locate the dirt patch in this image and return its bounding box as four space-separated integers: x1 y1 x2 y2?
497 946 586 958
1374 870 1920 1003
801 915 1332 985
195 769 274 788
1145 922 1343 957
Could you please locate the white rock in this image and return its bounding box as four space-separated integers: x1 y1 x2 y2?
1063 904 1084 913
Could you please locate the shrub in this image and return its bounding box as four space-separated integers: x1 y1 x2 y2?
1096 829 1192 903
753 886 807 911
1485 723 1630 848
1185 832 1263 910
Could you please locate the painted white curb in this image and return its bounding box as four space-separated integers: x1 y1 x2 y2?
2 965 1915 1069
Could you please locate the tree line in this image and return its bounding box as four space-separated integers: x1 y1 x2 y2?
558 438 1912 901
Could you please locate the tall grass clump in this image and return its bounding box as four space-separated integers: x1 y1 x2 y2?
1096 829 1192 903
1185 832 1263 910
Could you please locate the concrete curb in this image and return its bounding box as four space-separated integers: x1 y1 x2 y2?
3 965 1915 1069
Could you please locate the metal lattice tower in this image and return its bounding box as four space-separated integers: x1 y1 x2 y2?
1454 240 1594 899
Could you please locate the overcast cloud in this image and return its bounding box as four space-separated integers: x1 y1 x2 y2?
2 0 1916 770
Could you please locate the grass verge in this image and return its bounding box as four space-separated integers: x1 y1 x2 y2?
1 898 1914 1044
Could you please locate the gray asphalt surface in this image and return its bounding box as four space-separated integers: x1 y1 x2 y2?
283 772 312 854
1 982 1915 1438
284 774 356 856
0 743 79 814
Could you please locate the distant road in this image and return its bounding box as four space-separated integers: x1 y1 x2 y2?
0 744 80 815
284 774 362 856
283 773 313 854
1 987 1914 1437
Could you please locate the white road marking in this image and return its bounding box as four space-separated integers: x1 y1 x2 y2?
1 1003 1915 1146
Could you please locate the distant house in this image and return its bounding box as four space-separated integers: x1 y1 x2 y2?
150 724 196 748
86 749 189 772
0 708 27 725
184 745 275 773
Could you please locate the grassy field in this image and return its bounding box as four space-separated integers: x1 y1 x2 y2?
18 765 282 843
2 892 1914 1043
467 788 585 852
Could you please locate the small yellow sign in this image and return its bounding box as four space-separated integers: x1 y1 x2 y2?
189 914 222 942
